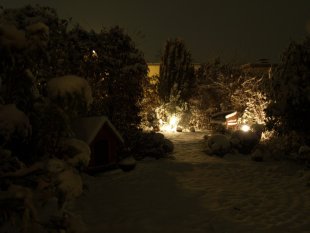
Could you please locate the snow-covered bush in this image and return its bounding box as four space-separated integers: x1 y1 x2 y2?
0 6 92 232
259 130 305 162
0 5 70 112
231 76 269 127
154 91 192 132
46 158 66 174
29 101 72 161
192 59 271 131
191 60 243 129
61 138 91 169
0 4 147 232
204 134 231 156
230 130 260 154
128 131 174 160
140 75 161 130
57 168 83 200
140 39 195 131
0 104 31 146
0 24 27 49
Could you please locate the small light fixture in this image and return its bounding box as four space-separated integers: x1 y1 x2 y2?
240 124 251 132
92 50 98 58
159 115 179 132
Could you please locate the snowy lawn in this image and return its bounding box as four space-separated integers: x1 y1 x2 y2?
72 132 310 233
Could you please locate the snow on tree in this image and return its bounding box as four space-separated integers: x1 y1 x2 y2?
47 75 93 113
25 22 49 36
26 22 49 48
0 6 94 232
231 76 269 126
0 104 31 145
0 24 27 50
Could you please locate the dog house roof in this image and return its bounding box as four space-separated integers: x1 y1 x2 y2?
72 116 124 144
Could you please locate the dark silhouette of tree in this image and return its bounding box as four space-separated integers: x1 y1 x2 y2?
265 38 310 138
158 38 195 103
80 26 148 134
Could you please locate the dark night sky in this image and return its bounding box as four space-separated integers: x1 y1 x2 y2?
2 0 310 63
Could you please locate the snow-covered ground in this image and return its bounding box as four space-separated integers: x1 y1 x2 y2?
72 132 310 233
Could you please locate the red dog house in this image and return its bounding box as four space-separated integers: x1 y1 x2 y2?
225 111 238 129
72 116 124 171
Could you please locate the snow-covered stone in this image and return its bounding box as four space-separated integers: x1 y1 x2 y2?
119 156 136 172
176 126 183 132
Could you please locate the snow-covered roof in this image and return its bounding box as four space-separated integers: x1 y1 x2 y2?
211 110 236 120
72 116 124 144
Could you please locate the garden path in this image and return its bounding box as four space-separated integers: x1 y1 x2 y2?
73 132 310 233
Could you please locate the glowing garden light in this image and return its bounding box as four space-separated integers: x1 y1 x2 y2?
169 115 178 129
240 124 251 132
92 50 98 58
159 114 180 132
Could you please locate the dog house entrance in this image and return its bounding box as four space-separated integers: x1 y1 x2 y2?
94 139 109 164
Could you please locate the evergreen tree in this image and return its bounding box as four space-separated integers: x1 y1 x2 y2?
158 38 195 102
265 38 310 137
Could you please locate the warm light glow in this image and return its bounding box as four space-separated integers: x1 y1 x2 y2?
92 50 98 58
240 124 251 132
170 115 177 127
159 114 180 132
